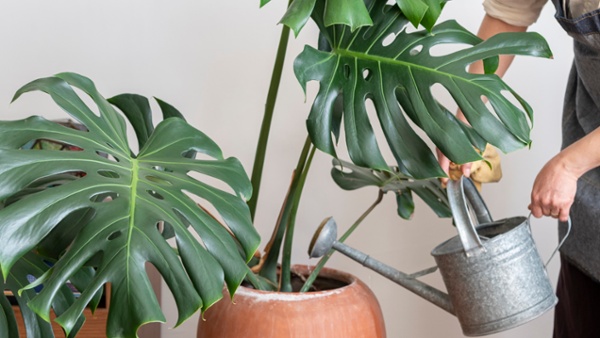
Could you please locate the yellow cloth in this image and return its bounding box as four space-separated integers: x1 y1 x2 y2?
448 144 502 190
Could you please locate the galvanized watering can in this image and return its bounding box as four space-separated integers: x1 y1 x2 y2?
309 177 564 336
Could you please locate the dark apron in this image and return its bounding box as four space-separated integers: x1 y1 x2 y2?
549 2 600 336
551 0 600 283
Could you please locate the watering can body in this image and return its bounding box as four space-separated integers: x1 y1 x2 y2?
309 177 558 336
432 217 557 336
432 177 557 336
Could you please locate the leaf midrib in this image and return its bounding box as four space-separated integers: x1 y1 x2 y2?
126 159 139 298
336 47 457 76
333 47 511 110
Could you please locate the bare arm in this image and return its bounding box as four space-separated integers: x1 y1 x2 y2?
472 14 528 77
530 128 600 221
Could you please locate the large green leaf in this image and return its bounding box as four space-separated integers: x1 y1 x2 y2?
295 0 552 179
331 159 450 219
0 73 259 337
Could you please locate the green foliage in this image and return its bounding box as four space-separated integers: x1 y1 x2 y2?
0 252 89 338
0 73 259 337
331 159 450 219
0 0 554 336
277 0 445 36
396 0 446 30
295 0 552 179
278 0 372 36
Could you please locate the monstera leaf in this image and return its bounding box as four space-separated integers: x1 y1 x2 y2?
331 159 450 219
394 0 445 30
275 0 444 36
0 73 259 337
280 0 373 36
295 0 552 179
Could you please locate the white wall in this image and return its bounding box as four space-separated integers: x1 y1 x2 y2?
0 1 572 337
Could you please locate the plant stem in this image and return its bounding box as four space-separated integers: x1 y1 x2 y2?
258 136 313 285
300 190 384 292
248 20 291 221
280 141 316 292
244 267 277 291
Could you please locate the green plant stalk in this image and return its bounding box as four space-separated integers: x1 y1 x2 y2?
258 136 313 285
248 11 292 221
279 143 316 292
300 190 384 292
244 266 276 291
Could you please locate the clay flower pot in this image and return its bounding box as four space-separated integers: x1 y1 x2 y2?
197 265 386 338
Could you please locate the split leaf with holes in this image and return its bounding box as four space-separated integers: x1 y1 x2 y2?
294 0 552 179
0 73 259 337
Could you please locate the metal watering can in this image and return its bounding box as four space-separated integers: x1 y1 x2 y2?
309 177 564 336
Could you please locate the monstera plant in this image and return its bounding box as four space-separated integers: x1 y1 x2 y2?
0 0 552 337
251 0 551 291
0 73 260 337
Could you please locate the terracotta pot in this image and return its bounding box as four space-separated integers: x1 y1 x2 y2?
197 265 386 338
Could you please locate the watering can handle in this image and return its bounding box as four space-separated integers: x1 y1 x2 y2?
527 214 572 267
447 177 493 256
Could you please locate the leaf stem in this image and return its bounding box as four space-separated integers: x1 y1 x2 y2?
248 13 292 221
258 136 313 287
300 190 384 292
280 140 316 292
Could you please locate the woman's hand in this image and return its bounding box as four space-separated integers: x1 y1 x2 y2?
529 127 600 221
529 155 578 222
436 148 472 187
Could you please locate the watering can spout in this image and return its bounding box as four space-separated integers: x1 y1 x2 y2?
308 217 455 315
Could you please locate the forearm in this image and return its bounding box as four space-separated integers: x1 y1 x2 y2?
556 128 600 179
471 14 528 76
529 128 600 221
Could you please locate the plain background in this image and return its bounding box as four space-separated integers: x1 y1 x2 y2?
0 0 573 337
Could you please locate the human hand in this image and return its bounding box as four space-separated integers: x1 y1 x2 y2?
436 148 472 187
529 156 578 222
